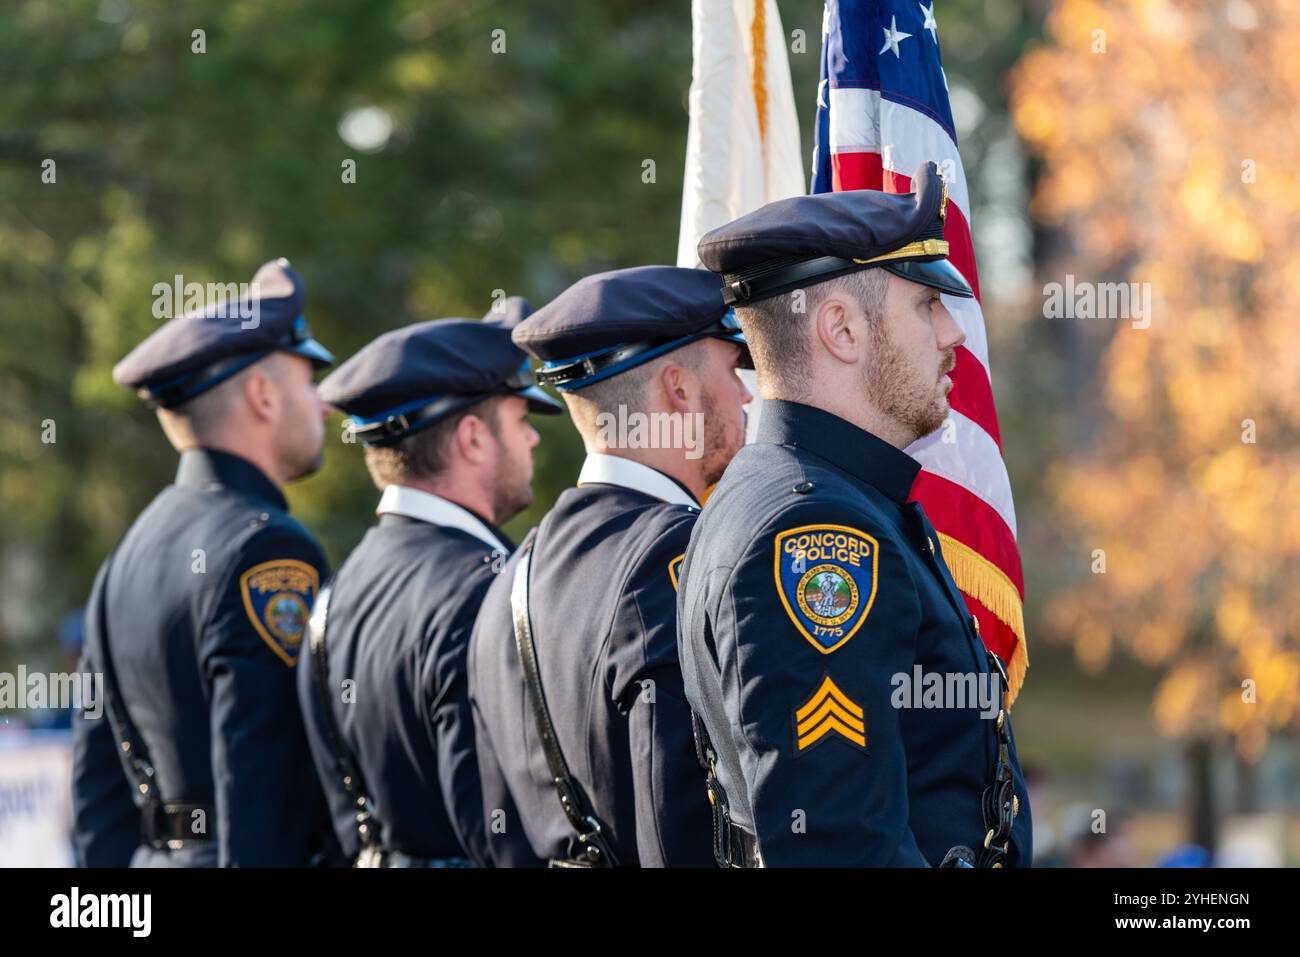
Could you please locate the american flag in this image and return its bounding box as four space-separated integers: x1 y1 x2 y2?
811 0 1028 703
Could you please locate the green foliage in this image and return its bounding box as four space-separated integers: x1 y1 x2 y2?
0 1 1036 672
0 0 701 657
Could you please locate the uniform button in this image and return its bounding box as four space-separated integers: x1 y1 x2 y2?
970 615 980 635
927 537 936 557
793 481 815 494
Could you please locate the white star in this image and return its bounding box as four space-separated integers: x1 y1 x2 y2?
920 2 938 41
879 15 913 58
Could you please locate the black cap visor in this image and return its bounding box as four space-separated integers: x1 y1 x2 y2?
720 240 973 306
881 257 974 299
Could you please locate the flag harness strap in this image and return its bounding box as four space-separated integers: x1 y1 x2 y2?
90 552 213 849
308 579 380 856
510 535 619 868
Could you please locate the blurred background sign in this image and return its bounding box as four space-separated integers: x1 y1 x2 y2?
0 730 75 867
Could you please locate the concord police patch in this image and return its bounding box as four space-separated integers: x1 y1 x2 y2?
773 524 878 654
239 559 320 666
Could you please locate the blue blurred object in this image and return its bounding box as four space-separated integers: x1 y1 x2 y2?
58 608 85 655
1157 843 1212 868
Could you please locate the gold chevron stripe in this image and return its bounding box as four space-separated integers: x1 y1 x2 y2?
794 675 864 722
796 696 865 738
794 676 868 751
798 714 867 750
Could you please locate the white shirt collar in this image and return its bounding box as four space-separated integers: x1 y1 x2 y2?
375 485 510 553
576 453 699 509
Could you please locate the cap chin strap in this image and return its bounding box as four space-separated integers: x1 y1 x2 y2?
536 340 671 391
721 254 866 306
537 322 750 392
142 351 268 409
720 242 963 306
350 358 559 445
141 315 332 408
349 392 490 446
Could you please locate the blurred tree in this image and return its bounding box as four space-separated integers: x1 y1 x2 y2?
0 0 1035 689
1011 0 1300 766
0 0 699 663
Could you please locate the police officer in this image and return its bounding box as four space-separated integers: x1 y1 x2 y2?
72 258 339 867
469 266 752 867
297 299 561 868
678 162 1033 867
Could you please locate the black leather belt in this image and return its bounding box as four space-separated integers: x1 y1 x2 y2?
142 802 213 849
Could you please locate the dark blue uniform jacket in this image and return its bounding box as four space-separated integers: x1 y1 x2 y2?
677 401 1032 866
469 459 715 867
297 490 511 865
72 449 335 867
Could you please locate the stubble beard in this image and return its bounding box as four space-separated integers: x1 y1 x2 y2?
865 326 953 445
700 388 746 488
491 450 533 526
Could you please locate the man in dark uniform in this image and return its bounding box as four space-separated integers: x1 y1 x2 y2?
298 299 561 867
468 266 752 867
678 162 1033 867
72 258 339 867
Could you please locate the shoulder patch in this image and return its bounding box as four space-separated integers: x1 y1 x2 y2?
773 524 879 654
668 553 685 592
239 559 320 666
794 674 866 753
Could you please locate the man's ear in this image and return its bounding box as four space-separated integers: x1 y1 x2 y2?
814 293 864 366
453 411 493 467
241 366 279 424
658 345 707 415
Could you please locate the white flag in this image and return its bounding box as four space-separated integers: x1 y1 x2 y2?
676 0 805 269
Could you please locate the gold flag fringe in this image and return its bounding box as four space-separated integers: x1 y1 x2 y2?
936 532 1029 707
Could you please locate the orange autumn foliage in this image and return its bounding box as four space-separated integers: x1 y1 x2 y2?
1011 0 1300 759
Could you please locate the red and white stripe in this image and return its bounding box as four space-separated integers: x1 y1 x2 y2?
828 88 1028 697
